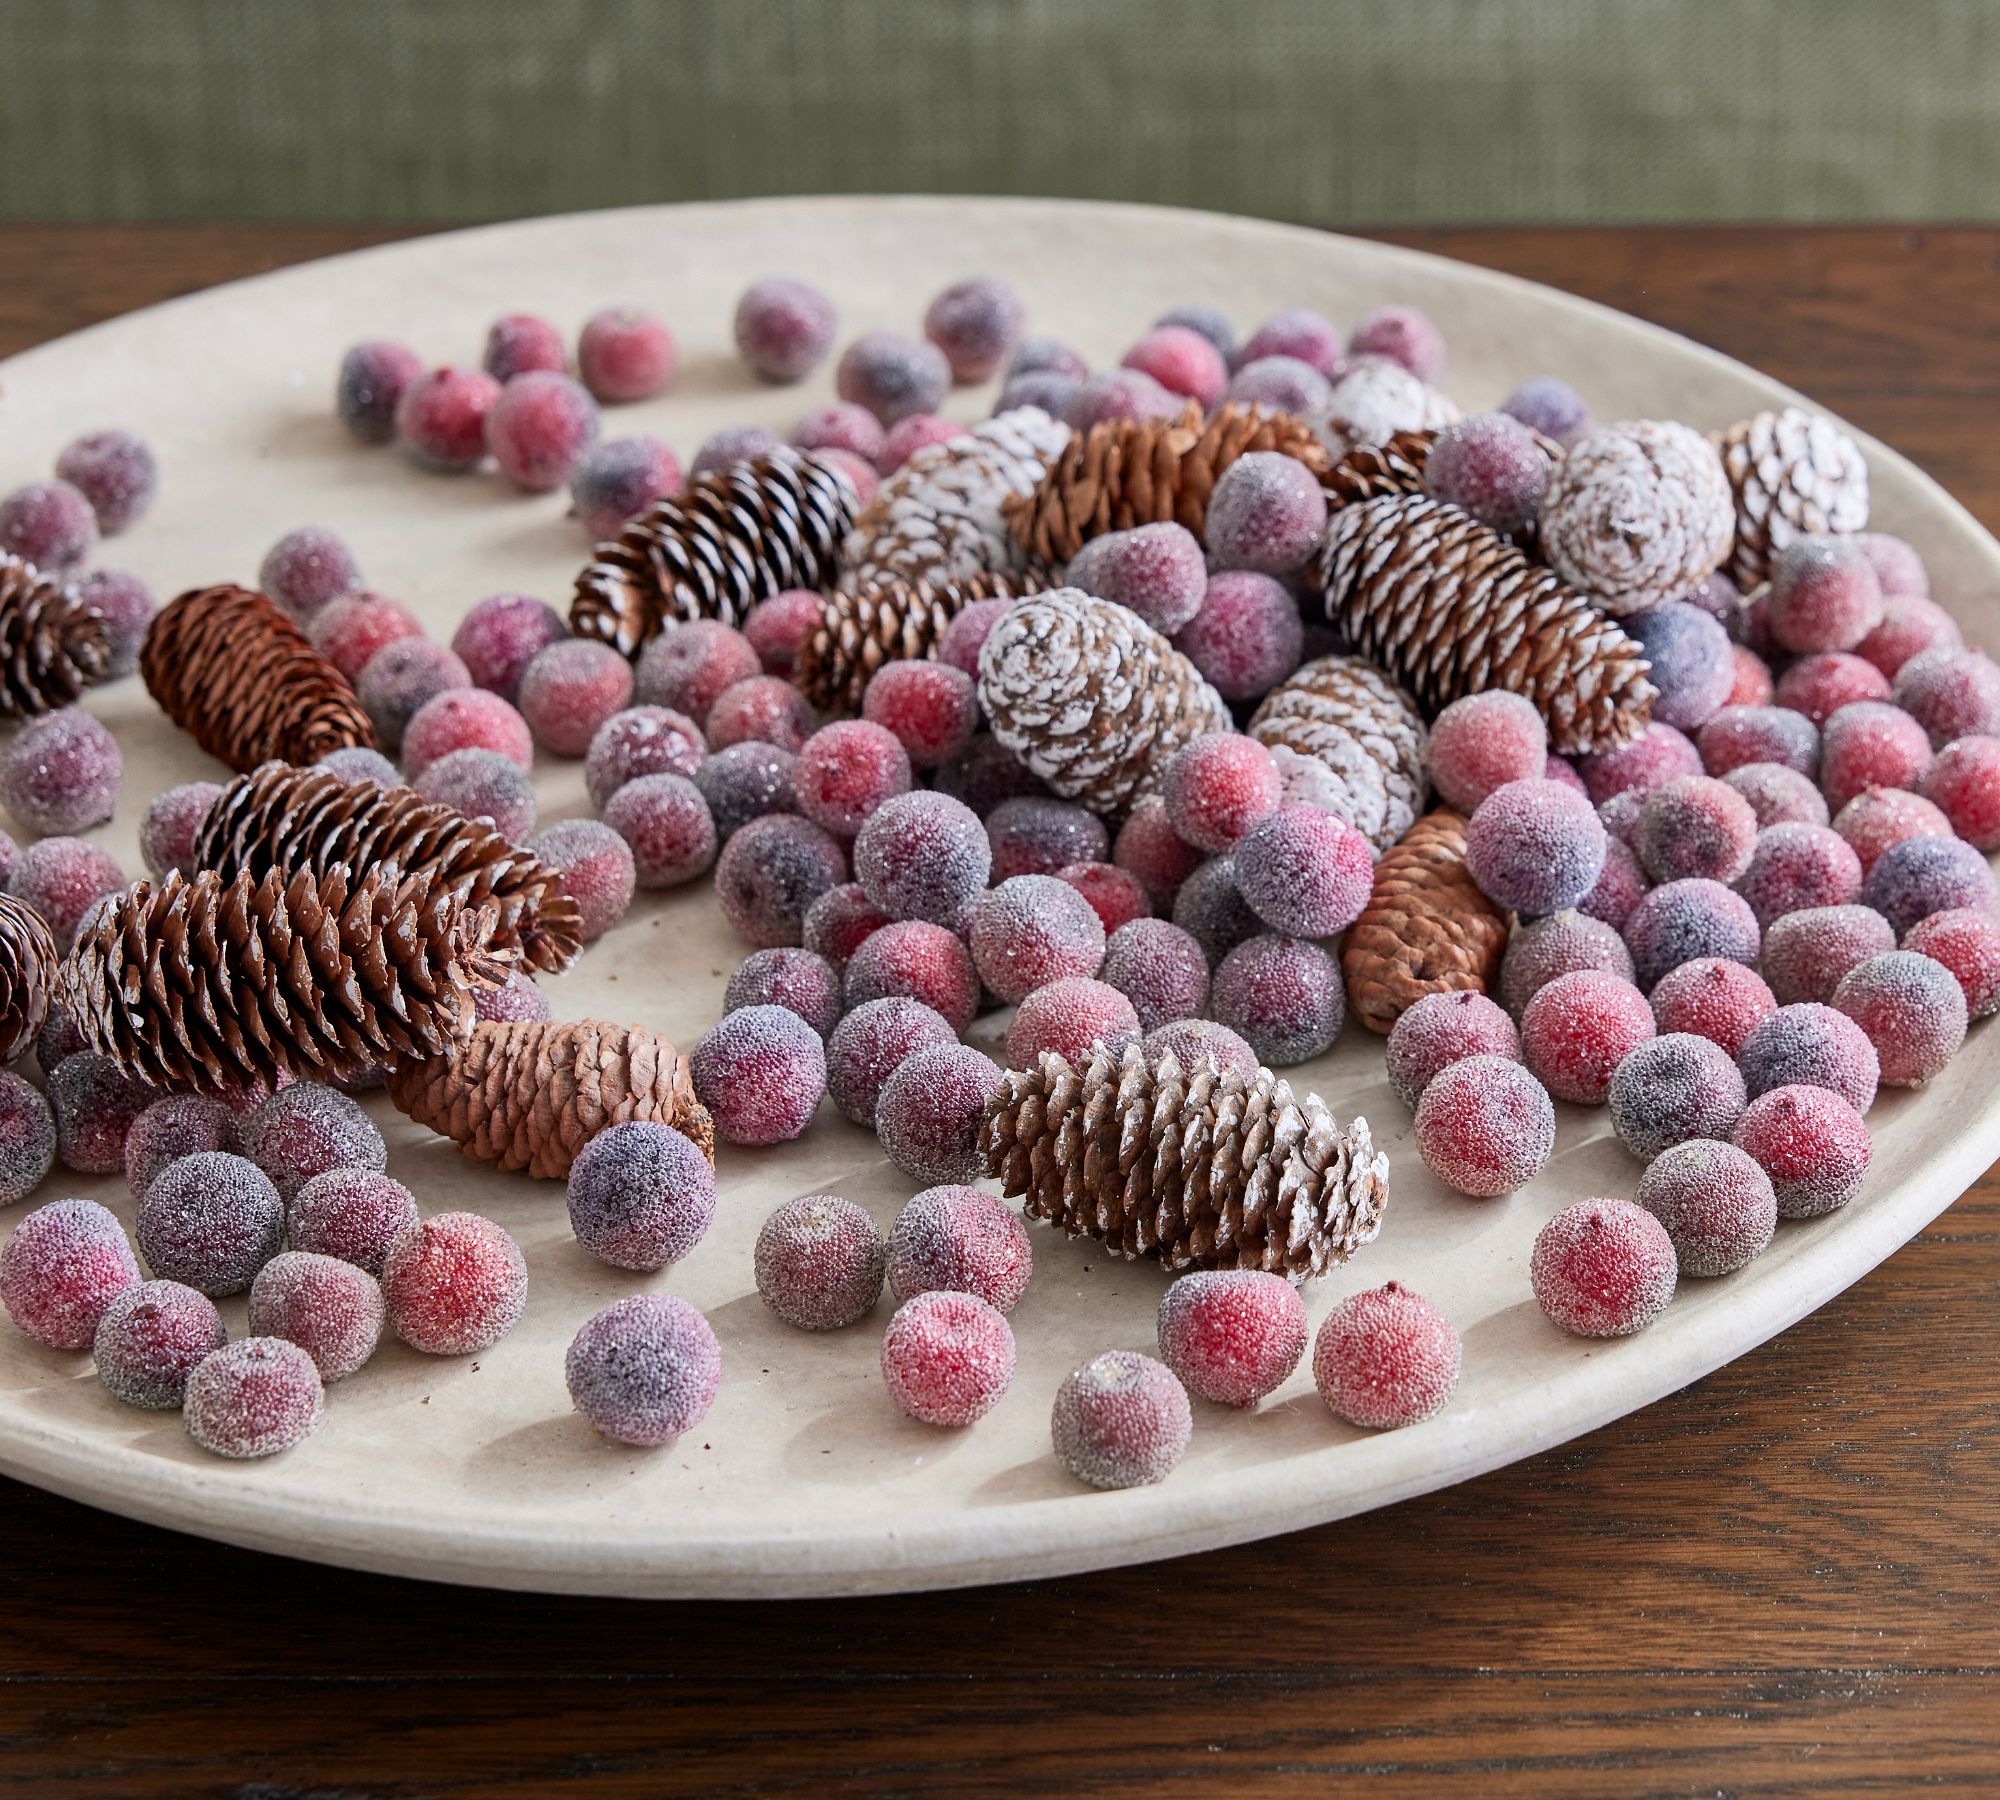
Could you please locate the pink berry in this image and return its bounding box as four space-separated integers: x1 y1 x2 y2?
567 1294 720 1446
2 1198 138 1348
743 589 823 679
1647 956 1776 1057
881 1289 1014 1428
877 415 960 474
93 1280 226 1409
1057 861 1152 936
715 812 847 947
570 435 683 540
1854 531 1929 597
1576 722 1703 805
1144 1018 1260 1080
309 591 423 682
1903 909 2000 1019
518 638 633 757
706 675 813 755
1623 877 1761 991
1114 795 1206 909
1633 775 1756 886
1732 1084 1871 1218
1736 1002 1880 1114
854 790 991 925
382 1212 526 1356
1767 535 1883 654
862 660 977 769
1123 325 1228 409
1519 969 1656 1105
690 425 783 479
1698 705 1818 778
136 1152 283 1296
0 1072 52 1204
49 1051 151 1174
794 720 912 838
287 1169 419 1278
357 638 471 752
566 1120 715 1268
416 748 537 839
1064 521 1208 634
530 817 635 941
1173 570 1304 701
1171 855 1262 967
1350 304 1446 380
1466 779 1607 916
1203 452 1328 576
1385 990 1520 1109
395 366 500 472
1100 917 1208 1032
802 881 893 974
1006 977 1141 1069
56 429 156 535
1894 645 2000 748
1238 308 1344 378
755 1195 885 1331
1917 734 2000 849
817 451 878 511
1578 836 1648 930
1161 734 1282 854
1425 692 1549 813
0 481 95 569
968 874 1106 1004
1313 1281 1461 1427
1856 593 1960 679
1734 822 1862 927
0 707 120 835
1831 949 1967 1088
1414 1053 1555 1196
1636 1139 1776 1277
1502 375 1592 447
735 278 837 383
336 340 424 443
1721 761 1828 831
9 836 122 951
1760 905 1896 1007
1211 934 1344 1066
402 688 534 780
826 996 955 1129
583 704 703 808
474 968 551 1027
1227 355 1332 416
1531 1199 1677 1337
1864 832 1997 937
987 797 1108 884
485 370 600 492
934 599 1010 677
182 1337 323 1458
1819 701 1931 815
1424 413 1546 535
792 401 884 462
1051 1350 1191 1489
1607 1031 1747 1161
247 1250 382 1383
1833 785 1951 876
1725 644 1775 708
1775 650 1891 725
635 620 761 726
1156 1269 1306 1408
724 946 842 1039
577 306 675 403
242 1083 389 1206
877 1042 1003 1186
124 1093 237 1200
603 770 720 890
1234 803 1373 937
481 312 567 382
844 919 978 1030
887 1185 1031 1314
838 331 951 424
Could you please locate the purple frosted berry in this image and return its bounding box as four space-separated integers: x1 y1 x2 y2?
837 331 951 424
1466 779 1608 916
1385 990 1521 1109
1863 833 1997 938
923 277 1024 383
724 946 842 1039
247 1251 382 1382
584 705 704 810
49 1052 152 1175
566 1295 721 1446
137 780 222 882
693 740 798 840
1349 304 1446 380
1227 355 1333 416
1064 522 1208 634
75 568 155 676
1734 822 1861 926
602 772 716 889
1607 1031 1748 1161
1501 376 1591 447
0 708 121 836
1629 602 1734 730
1171 855 1262 967
714 812 845 946
1008 336 1088 381
887 1184 1032 1314
10 836 123 951
1576 721 1703 805
124 1093 237 1200
0 1072 53 1204
137 1152 284 1296
570 434 683 541
1234 804 1373 937
854 789 991 926
416 747 537 839
93 1280 226 1408
1761 904 1897 1007
242 1083 386 1203
1699 705 1819 779
1173 570 1304 701
1238 308 1345 378
987 796 1108 882
826 996 956 1129
1831 949 1967 1088
1500 909 1636 1015
1736 1001 1880 1114
567 1120 715 1270
529 816 635 941
736 277 837 383
357 638 470 752
877 1043 1004 1186
1070 368 1181 429
1423 413 1547 535
577 307 675 404
1203 452 1329 575
1636 1140 1776 1277
0 481 96 569
755 1195 885 1331
450 593 568 702
1894 646 2000 748
1155 304 1237 359
287 1169 419 1277
1051 1351 1191 1490
996 370 1081 419
691 1003 828 1145
2 1198 137 1348
1633 774 1758 886
183 1337 323 1458
1144 1018 1260 1080
1722 761 1829 831
1623 878 1761 992
472 968 551 1025
336 340 424 444
1101 917 1209 1031
690 424 784 479
932 731 1047 813
260 525 360 618
1211 934 1344 1065
56 429 157 535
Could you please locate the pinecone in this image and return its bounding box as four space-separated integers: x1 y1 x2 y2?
385 1018 713 1179
1006 403 1330 568
794 569 1042 715
0 553 111 720
190 762 584 976
1319 493 1657 756
1539 420 1734 616
980 1043 1388 1279
140 584 374 771
841 407 1071 593
1247 654 1428 853
977 587 1231 814
1320 430 1437 511
1318 360 1460 454
1340 809 1509 1034
569 450 855 656
0 894 56 1065
61 866 508 1094
1712 406 1870 588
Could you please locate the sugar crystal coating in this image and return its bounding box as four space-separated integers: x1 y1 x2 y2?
887 1185 1032 1314
337 340 424 443
0 1072 53 1205
1722 761 1829 831
1124 324 1229 409
1065 522 1208 635
881 1289 1015 1428
258 526 359 617
802 881 892 974
480 312 566 382
1767 535 1883 654
755 1195 885 1331
1894 646 2000 748
634 620 762 725
1414 1053 1556 1196
854 790 990 926
1101 917 1209 1033
76 568 155 675
0 707 121 836
725 946 842 1039
1157 1269 1306 1408
987 797 1109 883
137 1152 284 1296
1834 785 1952 877
1629 601 1734 730
1636 1139 1776 1276
1502 375 1591 447
485 370 601 492
844 919 979 1030
1161 734 1283 854
1006 977 1142 1069
1732 821 1861 928
1386 990 1521 1110
247 1250 382 1382
1531 1199 1678 1337
565 1295 720 1448
1819 701 1932 815
415 747 537 840
382 1212 527 1356
1622 877 1761 992
1520 969 1656 1106
1115 795 1207 909
1699 705 1819 779
242 1084 386 1203
863 661 978 770
735 277 837 383
1425 692 1548 814
1634 775 1757 886
10 834 121 950
1607 1031 1747 1161
125 1093 238 1200
1051 1350 1192 1489
1761 906 1891 1014
691 1004 827 1145
877 1043 1004 1186
1863 833 1996 938
968 874 1107 1005
1500 910 1635 1016
1774 650 1891 725
826 996 956 1130
182 1337 324 1458
1647 956 1776 1056
518 639 633 758
567 1120 716 1268
49 1052 153 1175
309 592 423 683
1725 644 1775 708
1467 779 1607 916
1577 722 1703 806
357 638 471 753
1732 1083 1871 1217
692 740 798 841
602 772 717 889
1204 451 1329 576
0 481 94 569
578 306 676 404
396 365 500 471
1313 1281 1462 1428
93 1279 226 1409
1211 934 1345 1066
1424 413 1546 535
924 277 1024 383
1831 949 1967 1087
1057 861 1152 936
1919 734 2000 849
530 817 636 941
1144 1017 1260 1080
1736 1002 1880 1114
1173 570 1304 701
1903 908 2000 1020
1578 836 1648 930
288 1169 420 1277
571 435 684 540
2 1198 137 1348
1857 592 1960 679
715 812 846 945
1235 803 1374 937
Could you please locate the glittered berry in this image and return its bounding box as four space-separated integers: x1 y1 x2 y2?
441 600 564 714
481 312 566 383
754 1194 885 1332
1350 304 1445 380
1414 1053 1555 1196
829 994 960 1129
986 797 1108 884
1203 451 1329 577
860 660 977 770
877 415 960 474
574 305 674 402
1623 877 1761 992
518 638 633 758
1725 644 1775 708
1424 413 1546 535
0 481 95 569
416 747 537 840
485 370 600 492
793 720 912 839
1894 645 2000 748
1774 651 1891 726
395 365 501 472
1850 531 1927 597
1152 303 1235 358
566 1119 715 1270
73 568 152 676
844 919 979 1030
1698 705 1818 780
802 881 892 974
1632 775 1757 886
1171 854 1262 967
182 1337 323 1458
1531 1198 1677 1337
1607 1030 1747 1161
580 705 701 812
885 1185 1030 1315
706 674 813 756
876 1042 1001 1186
1144 1018 1260 1081
1902 909 2000 1019
1238 308 1344 378
530 817 635 941
1006 976 1142 1069
1760 904 1895 1008
1173 570 1304 702
56 428 157 535
920 277 1023 383
690 424 783 478
1063 521 1208 635
1499 910 1637 1016
1100 917 1209 1034
1501 375 1591 447
1520 966 1658 1106
692 1000 830 1144
1050 1350 1191 1489
1155 1269 1305 1409
967 874 1105 1004
1123 324 1228 409
336 340 424 444
93 1279 225 1409
692 740 798 841
1009 336 1089 382
724 946 843 1039
1721 761 1828 833
473 968 551 1026
358 637 471 752
1646 954 1776 1057
1228 355 1332 416
1627 601 1733 730
1385 990 1520 1109
1863 832 1997 938
1115 795 1206 910
1635 1139 1775 1277
836 330 951 425
137 1152 283 1296
854 789 991 926
0 707 121 835
1234 803 1373 937
1 1198 137 1348
35 1004 85 1076
715 812 847 946
1856 592 1960 680
1734 821 1862 927
10 836 122 952
1466 778 1607 916
733 276 835 382
1211 933 1344 1066
1819 700 1931 816
49 1051 151 1175
1917 734 2000 850
1833 785 1951 879
565 1294 719 1448
881 1289 1014 1428
1767 535 1883 654
1057 861 1151 937
287 1169 418 1277
1736 1002 1880 1114
382 1212 527 1356
999 368 1082 417
1831 949 1967 1088
1576 721 1703 805
1732 1083 1871 1218
309 591 423 683
124 1092 236 1200
397 691 529 783
1161 734 1282 855
247 1250 382 1382
1313 1281 1461 1427
1424 692 1548 814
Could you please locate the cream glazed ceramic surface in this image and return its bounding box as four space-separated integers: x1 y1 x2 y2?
0 197 1991 1596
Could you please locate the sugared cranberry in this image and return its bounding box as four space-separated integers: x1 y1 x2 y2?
336 340 425 443
485 371 600 492
395 366 501 472
382 1212 527 1355
577 307 676 403
1157 1269 1306 1408
1413 1054 1555 1196
755 1195 885 1331
1531 1199 1677 1337
1313 1281 1461 1426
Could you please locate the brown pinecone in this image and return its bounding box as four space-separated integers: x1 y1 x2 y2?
1712 406 1870 588
1319 493 1657 755
190 762 584 975
1320 430 1437 511
0 553 111 720
1246 654 1429 853
1006 403 1331 567
61 866 508 1094
979 1042 1388 1279
1340 809 1509 1035
385 1018 713 1178
977 587 1231 813
794 569 1041 714
0 894 56 1065
570 449 855 656
140 583 374 771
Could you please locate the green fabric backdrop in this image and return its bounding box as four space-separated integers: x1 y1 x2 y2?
10 0 1998 224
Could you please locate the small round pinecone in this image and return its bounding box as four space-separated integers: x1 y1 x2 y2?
1320 430 1438 512
0 552 111 720
1247 655 1428 853
1318 360 1460 455
1712 405 1870 588
0 893 57 1065
977 587 1231 814
1538 419 1734 616
795 569 1042 715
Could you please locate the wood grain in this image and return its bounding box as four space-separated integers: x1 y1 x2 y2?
0 224 1996 1796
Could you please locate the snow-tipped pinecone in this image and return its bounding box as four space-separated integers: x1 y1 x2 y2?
1319 493 1657 755
1712 406 1870 588
1247 654 1428 853
980 1042 1389 1279
570 450 855 656
1539 420 1734 616
840 407 1071 594
794 568 1042 715
1318 359 1460 456
0 553 111 720
977 588 1231 813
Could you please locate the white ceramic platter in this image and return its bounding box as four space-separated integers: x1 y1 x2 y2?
0 198 1992 1597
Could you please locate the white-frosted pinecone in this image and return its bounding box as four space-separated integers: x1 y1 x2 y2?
1317 358 1461 457
1247 655 1428 853
976 587 1230 814
1538 419 1734 616
841 407 1071 592
1712 405 1870 588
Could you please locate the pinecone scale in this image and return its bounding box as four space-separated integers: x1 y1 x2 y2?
795 569 1041 714
1712 406 1870 588
1247 654 1429 853
0 894 57 1065
0 553 111 720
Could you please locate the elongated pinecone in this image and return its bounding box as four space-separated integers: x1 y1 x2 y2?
1320 493 1657 755
0 894 56 1065
191 762 583 975
1247 655 1428 853
385 1018 713 1178
570 450 855 656
61 867 508 1094
980 1043 1388 1279
795 569 1041 714
977 587 1231 813
1318 361 1459 454
1006 402 1330 568
141 584 374 770
0 553 111 720
1340 809 1509 1034
1712 406 1870 588
841 408 1071 593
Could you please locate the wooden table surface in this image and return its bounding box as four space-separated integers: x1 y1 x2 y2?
0 223 1995 1797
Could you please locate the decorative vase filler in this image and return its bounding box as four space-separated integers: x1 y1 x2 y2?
0 261 1994 1495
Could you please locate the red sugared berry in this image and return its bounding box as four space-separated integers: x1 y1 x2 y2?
715 812 847 946
382 1212 527 1355
518 638 633 758
93 1280 226 1409
1767 535 1883 654
1211 934 1344 1066
1006 976 1141 1068
794 720 912 838
793 401 884 461
1123 324 1228 409
1313 1281 1462 1427
1698 704 1818 778
1414 1053 1556 1195
1052 1350 1191 1488
844 919 979 1030
1239 308 1344 377
1736 1002 1880 1114
1576 721 1702 804
1902 908 2000 1020
1425 691 1548 813
584 704 704 809
1114 794 1206 910
1831 949 1967 1087
403 687 535 780
288 1169 419 1276
690 425 783 478
877 415 960 474
1636 1139 1776 1276
1520 969 1655 1105
77 568 154 675
876 1042 1003 1186
724 946 843 1038
0 707 121 835
577 306 675 403
1722 761 1828 831
887 1185 1031 1313
1578 836 1648 930
1819 700 1931 815
1385 990 1520 1109
481 312 567 382
802 881 892 975
567 1120 715 1268
1734 822 1861 927
530 817 635 941
1203 451 1328 576
1173 570 1304 701
1647 956 1775 1056
826 998 956 1129
969 874 1106 1004
485 371 600 492
11 836 123 951
309 591 423 683
336 340 424 444
743 588 823 678
735 278 837 383
395 366 501 472
473 969 551 1026
1157 1269 1306 1408
1725 643 1775 708
1350 304 1446 379
690 1004 827 1145
1919 734 2000 849
2 1198 137 1348
1424 413 1546 535
1894 646 2000 748
1732 1084 1871 1217
706 674 813 754
862 660 977 769
0 481 95 569
1833 785 1951 876
182 1338 323 1458
1856 593 1960 679
1775 650 1892 725
881 1289 1015 1427
450 593 570 703
1161 734 1282 854
567 1295 719 1446
1531 1199 1678 1337
1057 861 1151 936
248 1250 382 1382
1065 522 1208 634
1144 1018 1260 1080
754 1195 885 1331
